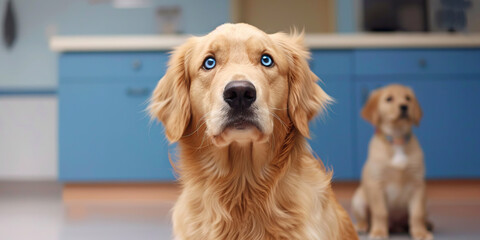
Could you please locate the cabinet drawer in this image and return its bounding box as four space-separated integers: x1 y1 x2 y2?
59 52 169 80
311 50 353 76
354 49 480 75
59 80 174 181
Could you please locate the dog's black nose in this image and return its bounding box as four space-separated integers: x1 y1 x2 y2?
223 81 256 110
400 105 408 112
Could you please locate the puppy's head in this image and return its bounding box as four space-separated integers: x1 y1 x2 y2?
149 23 331 147
362 84 422 130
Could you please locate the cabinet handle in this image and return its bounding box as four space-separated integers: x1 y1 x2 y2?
132 60 142 71
418 58 427 68
126 87 150 97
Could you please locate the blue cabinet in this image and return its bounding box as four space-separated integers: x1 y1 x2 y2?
354 49 480 179
354 49 480 76
59 52 169 79
309 76 356 180
59 52 174 181
57 48 480 182
309 51 356 180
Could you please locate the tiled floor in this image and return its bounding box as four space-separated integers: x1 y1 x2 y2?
0 181 479 240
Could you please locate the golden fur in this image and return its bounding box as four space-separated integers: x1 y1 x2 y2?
149 23 358 240
352 84 433 240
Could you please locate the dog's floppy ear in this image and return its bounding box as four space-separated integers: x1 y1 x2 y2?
149 38 196 142
411 95 423 126
361 89 382 126
271 32 332 138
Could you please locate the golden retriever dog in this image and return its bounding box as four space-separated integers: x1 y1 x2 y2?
352 84 433 240
149 23 358 240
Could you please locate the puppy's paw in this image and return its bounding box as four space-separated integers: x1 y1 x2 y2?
355 222 368 234
368 228 388 240
411 229 433 240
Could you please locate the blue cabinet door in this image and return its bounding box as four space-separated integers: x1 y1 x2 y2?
355 77 480 179
309 76 356 180
59 80 174 181
309 50 356 180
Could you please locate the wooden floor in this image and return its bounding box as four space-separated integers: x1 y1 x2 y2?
62 179 480 203
1 180 479 239
332 179 480 202
336 180 480 239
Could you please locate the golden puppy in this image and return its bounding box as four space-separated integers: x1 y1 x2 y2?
352 84 432 240
149 23 358 240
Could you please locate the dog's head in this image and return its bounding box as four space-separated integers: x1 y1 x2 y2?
362 84 422 132
149 23 331 147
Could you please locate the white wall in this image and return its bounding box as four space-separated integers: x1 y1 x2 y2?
0 96 57 180
0 0 230 89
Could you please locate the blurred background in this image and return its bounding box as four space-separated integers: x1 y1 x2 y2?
1 0 479 239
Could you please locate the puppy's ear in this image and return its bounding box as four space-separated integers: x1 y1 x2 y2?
361 89 381 126
271 32 332 138
411 96 423 126
148 38 196 142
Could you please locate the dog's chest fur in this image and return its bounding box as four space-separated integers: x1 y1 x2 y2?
217 179 306 239
391 145 408 169
172 142 330 240
176 170 320 240
385 181 415 209
368 135 424 208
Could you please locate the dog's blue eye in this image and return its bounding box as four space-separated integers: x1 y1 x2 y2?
203 57 216 70
261 54 273 67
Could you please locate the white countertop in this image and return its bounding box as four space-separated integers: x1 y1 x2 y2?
49 33 480 52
